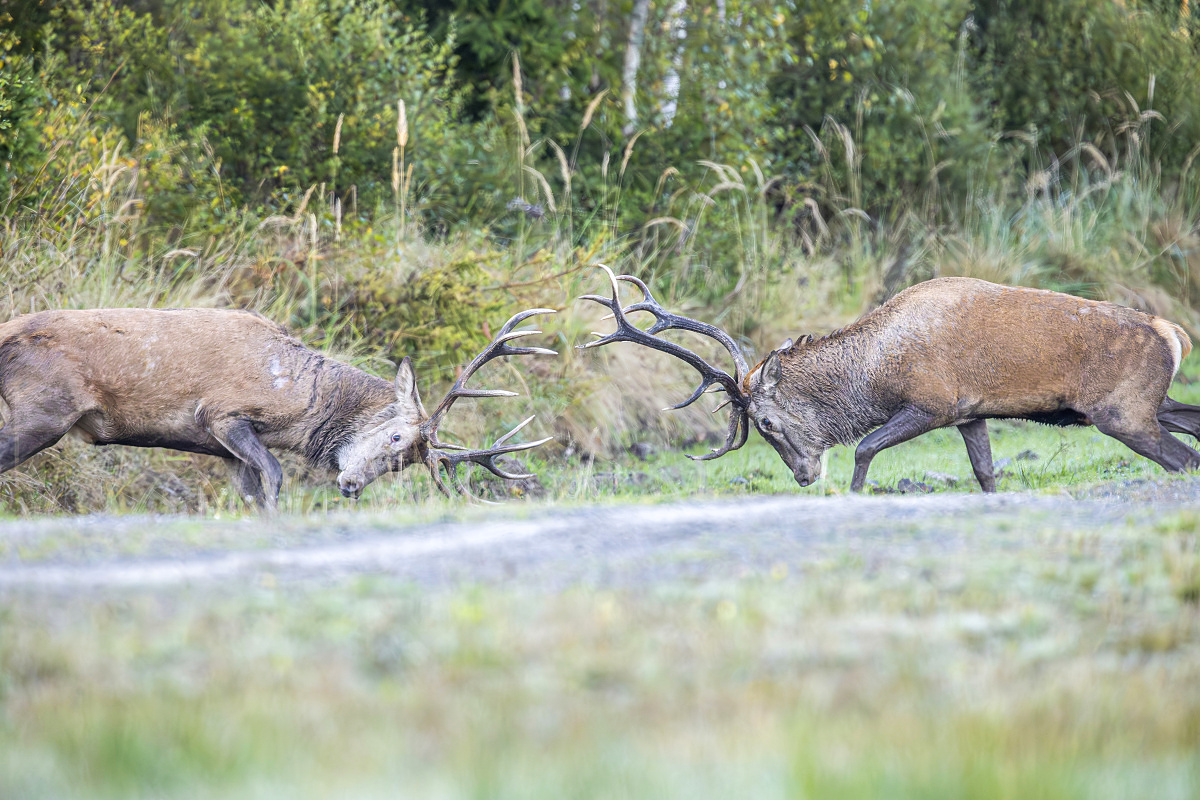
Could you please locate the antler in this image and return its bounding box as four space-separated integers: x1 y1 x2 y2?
576 264 751 461
420 309 557 498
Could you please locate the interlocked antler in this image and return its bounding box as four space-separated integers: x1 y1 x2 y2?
577 264 751 461
420 309 557 497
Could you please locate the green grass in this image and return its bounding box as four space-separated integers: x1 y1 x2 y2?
3 499 1200 798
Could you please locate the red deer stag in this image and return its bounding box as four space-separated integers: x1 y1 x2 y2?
579 265 1200 492
0 307 556 510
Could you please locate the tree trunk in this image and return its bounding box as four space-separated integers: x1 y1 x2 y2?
621 0 652 136
662 0 688 128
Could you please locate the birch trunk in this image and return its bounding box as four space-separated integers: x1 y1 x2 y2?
621 0 652 136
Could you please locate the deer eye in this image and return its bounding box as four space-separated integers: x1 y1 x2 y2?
390 433 404 444
760 418 774 431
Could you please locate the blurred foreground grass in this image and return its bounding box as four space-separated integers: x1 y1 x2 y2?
2 494 1200 798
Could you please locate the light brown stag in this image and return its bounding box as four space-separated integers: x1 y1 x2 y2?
579 265 1200 492
0 307 556 510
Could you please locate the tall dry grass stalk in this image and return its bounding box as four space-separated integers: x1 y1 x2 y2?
394 99 412 240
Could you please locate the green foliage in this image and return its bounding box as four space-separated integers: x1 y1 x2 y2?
399 0 596 118
974 0 1200 169
332 251 505 378
769 0 997 215
50 0 464 220
0 25 45 184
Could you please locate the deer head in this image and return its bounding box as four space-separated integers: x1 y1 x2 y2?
578 265 823 485
336 309 557 499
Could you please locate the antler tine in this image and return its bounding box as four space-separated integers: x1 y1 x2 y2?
423 308 557 443
576 264 744 408
417 309 556 498
686 404 750 462
615 274 750 382
577 264 752 462
424 416 554 500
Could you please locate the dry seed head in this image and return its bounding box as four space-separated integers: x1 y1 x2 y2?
523 165 557 213
512 53 524 111
1080 143 1112 177
547 139 571 190
392 147 400 193
513 108 530 147
654 166 679 198
581 89 609 131
296 184 316 219
397 100 408 149
643 216 687 230
333 113 344 155
706 181 746 199
620 130 644 179
803 197 828 237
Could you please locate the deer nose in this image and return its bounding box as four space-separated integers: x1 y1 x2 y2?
338 474 364 499
793 465 817 488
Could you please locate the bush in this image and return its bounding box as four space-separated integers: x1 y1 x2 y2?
51 0 465 220
768 0 996 216
974 0 1200 170
0 25 47 187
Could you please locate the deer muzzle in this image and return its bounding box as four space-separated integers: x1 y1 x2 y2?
337 472 365 499
791 457 823 488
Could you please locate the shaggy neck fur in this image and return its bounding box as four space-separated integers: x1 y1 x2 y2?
765 311 899 448
302 360 398 469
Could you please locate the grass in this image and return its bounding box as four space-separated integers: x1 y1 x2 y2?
2 495 1200 798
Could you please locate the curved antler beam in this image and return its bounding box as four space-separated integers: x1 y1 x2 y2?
577 264 745 407
420 310 557 499
576 264 751 461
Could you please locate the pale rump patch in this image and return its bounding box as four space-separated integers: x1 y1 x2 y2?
1151 318 1191 378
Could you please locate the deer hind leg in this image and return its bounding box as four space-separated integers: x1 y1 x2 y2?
957 419 996 493
851 406 941 492
208 417 282 513
1156 397 1200 442
1093 407 1200 473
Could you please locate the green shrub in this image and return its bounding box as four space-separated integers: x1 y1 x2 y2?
50 0 465 220
0 26 46 187
768 0 996 216
974 0 1200 171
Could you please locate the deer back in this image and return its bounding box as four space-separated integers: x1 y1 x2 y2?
761 277 1186 439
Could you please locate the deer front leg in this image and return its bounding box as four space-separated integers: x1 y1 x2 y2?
224 457 267 510
208 417 283 513
851 406 940 492
957 419 996 493
0 422 75 472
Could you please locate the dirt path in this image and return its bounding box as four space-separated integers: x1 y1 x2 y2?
0 487 1169 592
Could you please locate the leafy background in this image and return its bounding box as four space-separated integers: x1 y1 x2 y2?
4 0 1200 511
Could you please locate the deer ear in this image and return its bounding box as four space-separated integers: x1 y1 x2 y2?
761 350 783 390
394 357 426 414
779 338 793 351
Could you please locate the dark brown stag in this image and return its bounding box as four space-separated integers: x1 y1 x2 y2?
579 265 1200 492
0 307 556 509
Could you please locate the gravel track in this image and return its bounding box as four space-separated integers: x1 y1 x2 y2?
0 488 1166 592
